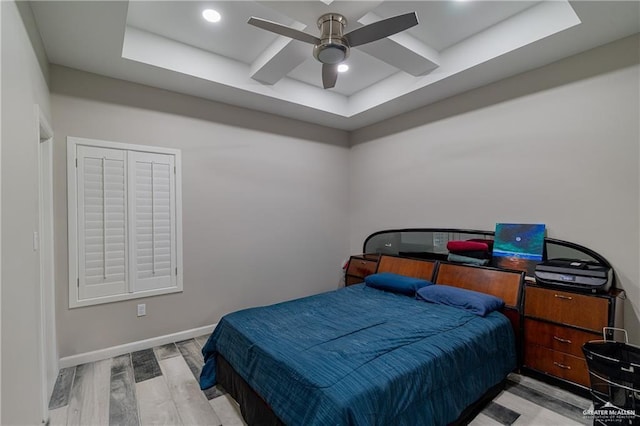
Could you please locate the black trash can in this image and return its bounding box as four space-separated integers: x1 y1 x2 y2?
583 333 640 426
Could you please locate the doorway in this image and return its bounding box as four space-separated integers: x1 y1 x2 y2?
36 105 57 420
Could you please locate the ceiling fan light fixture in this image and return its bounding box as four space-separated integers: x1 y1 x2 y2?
337 64 349 73
313 13 349 65
202 9 221 23
314 44 348 64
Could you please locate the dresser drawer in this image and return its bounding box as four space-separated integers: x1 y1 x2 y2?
524 344 590 388
524 319 599 358
345 257 378 286
346 275 366 286
525 287 609 332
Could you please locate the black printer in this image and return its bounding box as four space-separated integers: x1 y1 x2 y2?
534 258 612 293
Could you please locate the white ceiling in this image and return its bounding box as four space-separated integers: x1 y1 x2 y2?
30 1 640 131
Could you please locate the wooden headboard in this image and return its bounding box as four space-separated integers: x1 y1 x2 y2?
375 255 524 310
377 255 436 281
434 262 524 309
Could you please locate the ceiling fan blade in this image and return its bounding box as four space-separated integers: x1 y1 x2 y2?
322 64 338 89
248 17 320 45
344 12 418 47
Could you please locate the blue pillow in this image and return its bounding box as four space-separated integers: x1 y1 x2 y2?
364 272 433 296
415 285 504 316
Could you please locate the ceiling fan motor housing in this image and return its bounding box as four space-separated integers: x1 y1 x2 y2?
313 13 349 64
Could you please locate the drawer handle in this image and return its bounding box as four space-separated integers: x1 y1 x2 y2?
554 294 573 300
360 261 367 265
553 336 572 344
553 362 571 370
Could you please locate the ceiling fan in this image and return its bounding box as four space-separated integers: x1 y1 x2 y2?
248 11 419 89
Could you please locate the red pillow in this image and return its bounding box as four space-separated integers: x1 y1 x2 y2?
446 240 490 252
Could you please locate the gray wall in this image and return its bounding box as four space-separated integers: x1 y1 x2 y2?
47 35 640 356
1 1 52 424
50 66 351 357
349 35 640 343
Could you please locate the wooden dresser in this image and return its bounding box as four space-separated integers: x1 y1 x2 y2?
523 283 624 389
345 254 380 286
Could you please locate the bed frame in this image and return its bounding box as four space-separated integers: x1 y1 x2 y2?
216 255 525 426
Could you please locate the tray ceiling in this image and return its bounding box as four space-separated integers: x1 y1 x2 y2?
30 1 640 130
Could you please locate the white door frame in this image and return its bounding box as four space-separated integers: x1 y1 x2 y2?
36 105 57 421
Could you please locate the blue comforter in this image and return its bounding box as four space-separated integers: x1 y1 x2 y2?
201 284 516 426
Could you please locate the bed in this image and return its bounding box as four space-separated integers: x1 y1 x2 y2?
200 255 524 425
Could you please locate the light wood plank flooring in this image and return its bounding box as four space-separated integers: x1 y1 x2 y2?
49 334 592 425
49 335 237 426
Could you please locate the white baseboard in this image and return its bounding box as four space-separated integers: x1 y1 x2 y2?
59 324 216 369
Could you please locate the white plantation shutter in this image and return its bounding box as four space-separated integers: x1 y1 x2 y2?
69 137 182 308
76 146 128 299
128 151 177 292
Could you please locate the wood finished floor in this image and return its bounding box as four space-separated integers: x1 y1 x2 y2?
48 334 593 426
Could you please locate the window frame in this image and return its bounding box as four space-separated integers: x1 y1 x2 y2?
67 136 183 308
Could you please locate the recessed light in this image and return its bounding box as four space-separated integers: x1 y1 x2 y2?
202 9 221 23
337 64 349 73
